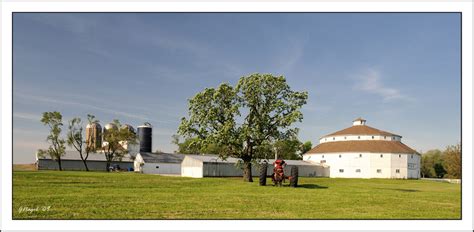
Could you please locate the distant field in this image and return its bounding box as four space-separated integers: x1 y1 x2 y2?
13 164 36 171
13 171 461 219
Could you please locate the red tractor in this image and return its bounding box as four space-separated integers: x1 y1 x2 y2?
259 159 298 187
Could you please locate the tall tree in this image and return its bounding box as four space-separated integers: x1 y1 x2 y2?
178 73 308 182
37 111 66 171
66 117 88 171
443 143 461 179
66 115 98 171
101 119 138 171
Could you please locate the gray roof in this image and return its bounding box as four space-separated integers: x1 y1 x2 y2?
36 150 134 162
184 154 318 166
139 152 186 164
184 154 241 163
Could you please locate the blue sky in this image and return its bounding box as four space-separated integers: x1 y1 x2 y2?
13 13 461 163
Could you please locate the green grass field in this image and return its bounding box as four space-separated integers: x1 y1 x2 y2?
13 170 461 219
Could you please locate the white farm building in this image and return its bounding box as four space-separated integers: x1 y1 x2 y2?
181 155 328 178
303 118 421 179
36 150 134 171
134 152 185 175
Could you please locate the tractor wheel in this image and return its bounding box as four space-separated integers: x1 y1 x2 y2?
289 166 299 187
259 163 268 186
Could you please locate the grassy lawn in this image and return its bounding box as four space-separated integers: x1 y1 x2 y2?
13 170 461 219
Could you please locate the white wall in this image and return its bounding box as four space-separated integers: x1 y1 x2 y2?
134 153 182 175
181 156 204 178
304 153 371 178
142 163 181 175
390 154 408 179
407 154 421 179
369 153 392 178
319 135 401 144
134 154 144 172
303 152 420 179
182 156 329 178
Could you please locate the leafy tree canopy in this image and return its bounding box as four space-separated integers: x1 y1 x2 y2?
178 73 308 181
37 111 66 170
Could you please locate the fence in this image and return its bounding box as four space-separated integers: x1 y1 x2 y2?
421 178 461 184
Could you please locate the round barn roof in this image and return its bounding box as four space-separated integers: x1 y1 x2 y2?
307 118 417 155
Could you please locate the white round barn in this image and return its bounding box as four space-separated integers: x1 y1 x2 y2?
303 118 421 179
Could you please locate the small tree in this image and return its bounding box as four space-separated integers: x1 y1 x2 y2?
434 163 447 178
67 116 98 171
37 111 66 171
178 73 308 182
420 155 435 178
420 149 445 178
67 117 86 170
300 141 313 155
101 119 138 171
443 143 461 179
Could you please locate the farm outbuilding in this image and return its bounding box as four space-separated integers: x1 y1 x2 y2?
181 154 328 178
36 150 134 171
134 152 185 175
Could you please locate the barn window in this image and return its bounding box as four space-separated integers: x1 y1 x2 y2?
344 136 347 140
339 154 342 158
399 154 401 158
358 136 360 139
333 137 335 140
356 169 361 173
322 155 324 158
359 154 362 158
380 154 383 158
411 155 413 159
339 169 344 173
377 169 382 173
384 136 387 139
156 166 159 169
372 136 374 139
396 169 400 173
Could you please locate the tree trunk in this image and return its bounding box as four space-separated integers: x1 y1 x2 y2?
81 158 89 171
57 157 62 171
243 161 253 182
106 161 111 172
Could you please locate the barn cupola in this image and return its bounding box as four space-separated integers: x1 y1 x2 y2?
352 117 367 126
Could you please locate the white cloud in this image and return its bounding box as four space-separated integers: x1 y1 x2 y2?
353 68 413 102
278 42 305 75
14 92 176 125
13 112 40 121
271 39 307 76
25 13 96 35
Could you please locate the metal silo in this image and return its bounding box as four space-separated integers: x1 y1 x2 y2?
121 124 135 134
86 122 102 150
137 122 152 152
103 122 118 142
